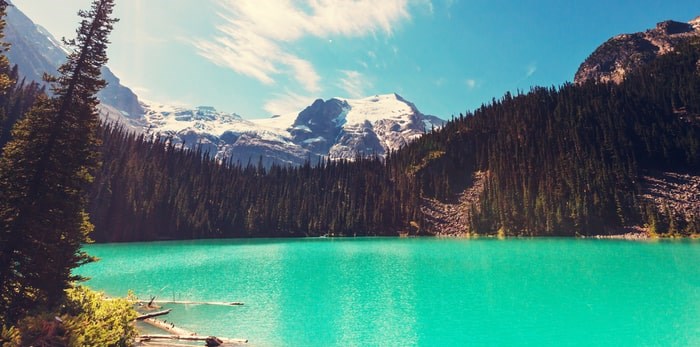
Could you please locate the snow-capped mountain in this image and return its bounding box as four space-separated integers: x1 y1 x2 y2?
143 94 444 166
5 2 444 166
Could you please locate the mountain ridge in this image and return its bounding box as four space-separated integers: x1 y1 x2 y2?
143 93 444 166
575 15 700 84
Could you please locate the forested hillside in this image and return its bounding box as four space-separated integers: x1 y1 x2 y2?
80 39 700 241
413 39 700 236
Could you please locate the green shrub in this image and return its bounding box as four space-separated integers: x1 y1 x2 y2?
7 286 137 347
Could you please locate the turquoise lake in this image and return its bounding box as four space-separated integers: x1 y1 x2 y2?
77 238 700 346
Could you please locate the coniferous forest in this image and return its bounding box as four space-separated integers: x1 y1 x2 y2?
79 38 700 241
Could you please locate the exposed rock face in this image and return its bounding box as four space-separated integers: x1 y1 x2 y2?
327 94 443 160
641 172 700 223
575 16 700 84
290 98 347 156
98 69 144 120
421 171 488 236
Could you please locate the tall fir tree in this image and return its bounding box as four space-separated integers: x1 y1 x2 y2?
0 0 117 325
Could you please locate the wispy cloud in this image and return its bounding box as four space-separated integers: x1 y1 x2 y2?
465 78 477 90
414 0 434 15
338 70 373 98
129 85 151 96
526 63 537 77
194 0 414 94
444 0 456 19
264 91 316 116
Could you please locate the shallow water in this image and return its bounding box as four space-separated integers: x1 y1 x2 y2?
77 237 700 346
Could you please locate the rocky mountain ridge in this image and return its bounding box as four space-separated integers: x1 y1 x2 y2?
575 16 700 84
145 94 444 167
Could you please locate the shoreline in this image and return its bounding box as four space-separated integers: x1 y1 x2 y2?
136 317 248 346
85 231 700 245
142 317 195 337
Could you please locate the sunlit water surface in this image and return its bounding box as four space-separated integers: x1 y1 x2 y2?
77 238 700 346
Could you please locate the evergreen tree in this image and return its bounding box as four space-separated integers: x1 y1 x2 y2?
0 0 117 325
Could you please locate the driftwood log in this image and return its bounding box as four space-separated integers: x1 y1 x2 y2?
135 309 171 320
138 334 248 344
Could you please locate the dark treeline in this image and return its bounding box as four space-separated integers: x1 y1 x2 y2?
89 127 424 241
0 65 45 148
4 40 699 242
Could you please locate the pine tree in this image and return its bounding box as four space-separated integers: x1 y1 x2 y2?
0 0 117 325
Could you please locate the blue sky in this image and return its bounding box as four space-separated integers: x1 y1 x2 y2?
11 0 700 119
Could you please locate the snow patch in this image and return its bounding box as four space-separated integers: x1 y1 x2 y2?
334 93 415 125
292 125 312 132
303 136 326 144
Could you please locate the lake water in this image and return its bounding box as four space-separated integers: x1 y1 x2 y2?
76 238 700 346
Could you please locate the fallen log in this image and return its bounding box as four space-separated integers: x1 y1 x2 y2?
138 334 248 344
135 309 171 320
144 300 244 306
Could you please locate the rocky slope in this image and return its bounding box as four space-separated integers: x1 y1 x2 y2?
642 172 700 226
575 16 700 84
421 171 488 236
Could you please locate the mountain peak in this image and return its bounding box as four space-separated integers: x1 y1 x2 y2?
575 15 700 84
654 20 693 35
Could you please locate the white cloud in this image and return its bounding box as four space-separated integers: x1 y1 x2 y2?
195 0 414 94
264 91 316 116
283 54 321 93
466 78 477 90
338 70 373 98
